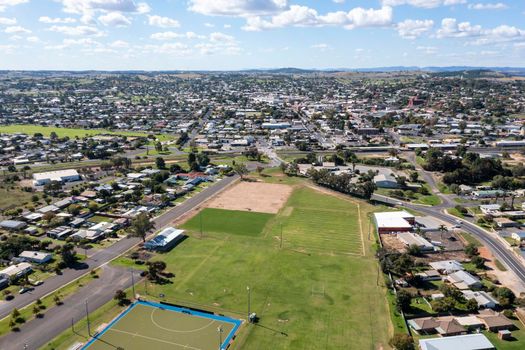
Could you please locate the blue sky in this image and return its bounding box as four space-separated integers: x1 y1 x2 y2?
0 0 524 70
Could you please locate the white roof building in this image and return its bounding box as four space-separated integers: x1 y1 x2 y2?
429 260 464 274
0 262 32 278
462 290 499 309
33 169 81 186
419 334 494 350
374 211 415 233
18 251 52 264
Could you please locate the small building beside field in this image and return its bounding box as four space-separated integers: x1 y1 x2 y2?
374 211 415 234
144 227 185 252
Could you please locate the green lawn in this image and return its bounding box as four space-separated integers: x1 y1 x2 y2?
113 185 391 350
0 124 174 140
483 320 525 350
181 208 275 237
0 186 34 211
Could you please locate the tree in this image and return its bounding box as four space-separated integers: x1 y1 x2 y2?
155 157 166 169
187 152 197 170
155 141 163 153
471 255 485 269
465 243 479 258
438 224 448 241
196 153 210 167
130 212 154 242
409 171 419 183
60 243 77 267
407 244 421 257
233 163 249 179
114 289 129 306
11 308 20 319
494 287 516 307
466 298 478 313
389 334 414 350
395 290 412 312
147 260 167 282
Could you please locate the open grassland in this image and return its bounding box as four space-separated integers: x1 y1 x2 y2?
111 184 391 350
0 124 174 140
181 208 274 237
0 186 34 211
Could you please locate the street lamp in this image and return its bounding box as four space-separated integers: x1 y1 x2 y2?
217 326 223 350
247 286 251 320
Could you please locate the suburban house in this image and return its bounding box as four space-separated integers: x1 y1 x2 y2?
429 260 464 275
0 220 27 231
447 270 482 290
462 290 499 309
397 232 434 251
17 251 52 264
373 173 399 189
0 262 32 279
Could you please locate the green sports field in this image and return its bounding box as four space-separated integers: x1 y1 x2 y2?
114 185 392 350
181 208 274 237
0 124 174 141
83 302 239 350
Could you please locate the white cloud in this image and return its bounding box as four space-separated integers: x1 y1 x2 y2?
26 36 40 43
0 0 28 12
382 0 466 8
243 5 392 31
58 0 150 23
311 43 331 51
417 45 437 54
143 42 192 56
209 31 235 43
204 22 215 28
98 12 131 27
48 25 104 36
151 31 206 40
189 0 287 17
436 18 525 45
436 18 482 38
0 44 17 53
195 32 241 55
39 16 77 24
0 17 16 25
147 15 180 28
109 39 129 48
4 25 30 34
468 2 508 10
397 19 433 39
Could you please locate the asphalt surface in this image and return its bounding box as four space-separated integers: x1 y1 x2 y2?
372 193 525 285
0 265 139 350
0 175 239 321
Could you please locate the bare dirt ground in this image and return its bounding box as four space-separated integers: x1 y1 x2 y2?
206 181 293 214
478 246 525 296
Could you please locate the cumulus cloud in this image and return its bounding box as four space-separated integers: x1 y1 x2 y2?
188 0 288 17
147 15 180 28
0 0 28 12
416 45 438 54
4 25 30 34
436 18 525 45
48 25 104 37
382 0 466 8
150 31 205 40
243 5 393 31
468 2 508 10
98 12 131 27
397 19 434 39
39 16 77 24
57 0 150 23
0 16 16 25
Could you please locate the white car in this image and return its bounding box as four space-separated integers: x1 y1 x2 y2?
19 287 31 294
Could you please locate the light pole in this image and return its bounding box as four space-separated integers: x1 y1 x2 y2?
130 269 136 299
247 286 251 320
85 300 91 337
217 326 223 350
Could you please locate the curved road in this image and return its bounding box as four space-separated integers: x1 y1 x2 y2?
372 193 525 286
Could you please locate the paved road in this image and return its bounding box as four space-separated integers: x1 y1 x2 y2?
0 175 239 321
0 265 139 350
372 193 525 286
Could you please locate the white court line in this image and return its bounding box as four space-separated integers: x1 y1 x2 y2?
150 308 218 333
107 328 203 350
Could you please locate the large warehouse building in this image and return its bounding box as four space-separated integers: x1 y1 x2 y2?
33 169 81 186
373 211 415 234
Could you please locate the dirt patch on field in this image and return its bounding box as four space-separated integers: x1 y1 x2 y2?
206 182 293 214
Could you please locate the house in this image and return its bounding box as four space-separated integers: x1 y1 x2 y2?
18 251 52 264
408 317 440 334
447 270 482 290
0 262 32 279
479 204 501 215
511 231 525 243
397 232 434 251
472 190 505 199
374 211 415 234
47 226 73 240
462 290 499 309
419 334 494 350
373 173 399 189
435 317 466 336
33 169 81 186
477 311 515 332
416 269 441 281
144 227 185 252
429 260 464 275
0 220 27 231
493 217 519 228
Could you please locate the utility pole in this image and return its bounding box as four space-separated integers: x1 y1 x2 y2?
85 300 91 337
246 286 251 320
217 326 223 350
280 223 283 249
130 269 136 299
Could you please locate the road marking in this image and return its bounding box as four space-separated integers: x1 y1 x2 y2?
150 308 217 333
